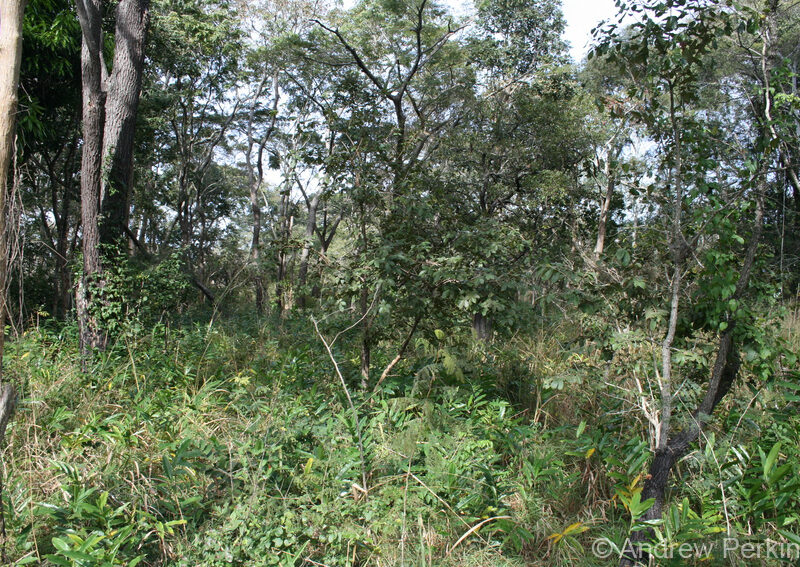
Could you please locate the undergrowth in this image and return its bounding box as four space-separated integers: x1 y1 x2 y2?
0 310 798 566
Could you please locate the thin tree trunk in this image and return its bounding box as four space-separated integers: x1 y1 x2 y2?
622 56 771 565
53 178 73 318
275 191 293 315
374 314 421 392
359 283 371 388
245 72 278 314
621 79 685 567
251 198 264 312
298 192 320 309
358 205 371 388
594 143 619 260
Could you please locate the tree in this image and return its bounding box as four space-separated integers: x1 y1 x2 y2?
139 0 242 302
593 2 783 563
17 0 83 318
0 0 27 542
99 0 150 246
74 0 150 351
310 0 468 385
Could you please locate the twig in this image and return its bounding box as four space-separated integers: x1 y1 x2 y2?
447 516 512 555
373 314 421 393
311 317 369 494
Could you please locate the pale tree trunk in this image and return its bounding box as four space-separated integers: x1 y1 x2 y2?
275 191 293 315
297 191 320 309
0 1 26 559
99 0 150 246
251 189 265 311
245 72 278 314
594 140 621 260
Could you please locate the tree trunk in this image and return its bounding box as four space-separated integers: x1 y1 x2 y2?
621 345 742 566
245 72 278 314
275 191 293 314
99 0 150 247
360 293 371 388
75 0 107 352
251 197 264 312
0 4 25 558
298 192 320 309
358 207 371 388
75 0 149 350
0 0 27 365
472 312 492 341
620 139 768 567
594 147 617 260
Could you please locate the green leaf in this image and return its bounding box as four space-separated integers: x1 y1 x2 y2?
763 442 781 481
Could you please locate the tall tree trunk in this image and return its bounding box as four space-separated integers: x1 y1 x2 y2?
0 3 26 559
245 72 278 314
251 194 264 312
0 0 26 361
99 0 150 247
275 191 293 314
75 0 107 352
621 80 686 567
358 206 371 388
298 192 320 309
75 0 149 350
594 142 620 260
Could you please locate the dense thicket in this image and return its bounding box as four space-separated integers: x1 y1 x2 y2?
0 0 798 565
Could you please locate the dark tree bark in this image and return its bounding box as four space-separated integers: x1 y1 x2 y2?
472 312 492 341
75 0 150 351
310 202 343 301
29 131 81 318
75 0 106 352
99 0 150 246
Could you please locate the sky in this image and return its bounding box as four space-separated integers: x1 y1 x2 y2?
560 0 619 62
439 0 621 63
338 0 623 64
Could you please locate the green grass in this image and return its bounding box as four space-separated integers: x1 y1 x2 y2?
1 311 798 566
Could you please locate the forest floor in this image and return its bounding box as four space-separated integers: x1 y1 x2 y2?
2 308 799 566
